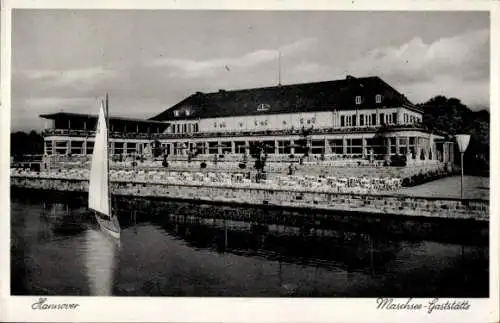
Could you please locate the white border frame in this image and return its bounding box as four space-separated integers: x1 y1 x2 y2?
1 1 499 322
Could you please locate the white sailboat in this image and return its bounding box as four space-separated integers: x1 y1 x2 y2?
89 93 121 239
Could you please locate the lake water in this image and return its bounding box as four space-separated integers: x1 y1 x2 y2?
10 192 489 297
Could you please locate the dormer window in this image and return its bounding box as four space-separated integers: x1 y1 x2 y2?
257 103 270 112
185 109 191 116
375 94 382 103
174 110 180 117
355 96 362 105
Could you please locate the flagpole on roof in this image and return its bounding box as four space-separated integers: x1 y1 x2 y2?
278 50 282 86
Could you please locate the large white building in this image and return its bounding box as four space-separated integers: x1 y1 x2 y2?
41 75 454 164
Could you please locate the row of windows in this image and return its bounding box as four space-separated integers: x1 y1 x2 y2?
355 94 383 105
171 123 199 133
340 112 398 127
173 109 192 117
339 112 422 127
215 119 307 129
403 113 421 123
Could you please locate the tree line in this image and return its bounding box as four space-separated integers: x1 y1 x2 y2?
417 96 489 176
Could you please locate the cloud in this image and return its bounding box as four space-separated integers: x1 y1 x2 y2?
289 62 323 75
24 97 96 110
23 66 117 88
343 28 490 107
149 38 317 79
349 29 488 81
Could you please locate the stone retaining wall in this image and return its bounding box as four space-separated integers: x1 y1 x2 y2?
10 176 488 221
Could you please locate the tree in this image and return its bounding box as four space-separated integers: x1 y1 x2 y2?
249 141 269 183
11 131 44 158
417 95 489 175
153 140 163 157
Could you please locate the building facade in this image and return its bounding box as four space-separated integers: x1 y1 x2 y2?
40 75 455 164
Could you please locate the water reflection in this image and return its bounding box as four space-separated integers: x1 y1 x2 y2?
84 229 120 296
10 192 489 297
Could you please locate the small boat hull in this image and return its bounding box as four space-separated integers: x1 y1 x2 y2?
95 212 120 240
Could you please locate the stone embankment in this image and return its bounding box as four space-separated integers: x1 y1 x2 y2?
10 174 489 221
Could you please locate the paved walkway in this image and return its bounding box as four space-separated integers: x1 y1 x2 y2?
391 176 489 200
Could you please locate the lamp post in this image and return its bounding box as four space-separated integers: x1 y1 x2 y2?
455 134 471 199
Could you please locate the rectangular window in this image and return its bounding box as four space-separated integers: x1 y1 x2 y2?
328 139 344 154
183 124 187 133
86 142 94 155
375 94 382 103
344 115 350 127
278 140 291 154
70 141 83 155
44 141 53 155
208 141 218 154
235 141 246 154
355 96 362 105
372 113 377 125
127 143 137 154
359 115 364 126
340 116 345 127
352 115 357 127
346 138 363 154
311 140 324 154
380 113 385 125
392 112 398 124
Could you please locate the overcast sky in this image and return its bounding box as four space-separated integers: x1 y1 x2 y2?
11 10 489 131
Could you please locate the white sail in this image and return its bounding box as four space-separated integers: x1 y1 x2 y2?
88 100 110 216
144 143 152 157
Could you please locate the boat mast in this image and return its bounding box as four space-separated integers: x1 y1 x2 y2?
105 92 112 217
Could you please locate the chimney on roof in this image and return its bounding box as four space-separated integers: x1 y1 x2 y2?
346 75 356 81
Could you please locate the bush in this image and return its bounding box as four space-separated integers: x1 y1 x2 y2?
239 162 247 169
162 161 168 168
200 162 207 169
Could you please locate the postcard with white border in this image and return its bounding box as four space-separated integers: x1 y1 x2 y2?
1 0 499 322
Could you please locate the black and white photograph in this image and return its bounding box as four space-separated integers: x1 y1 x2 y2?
1 1 499 322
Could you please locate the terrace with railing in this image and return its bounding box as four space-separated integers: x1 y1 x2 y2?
42 123 437 140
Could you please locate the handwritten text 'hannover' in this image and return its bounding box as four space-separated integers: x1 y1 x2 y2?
31 298 80 310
